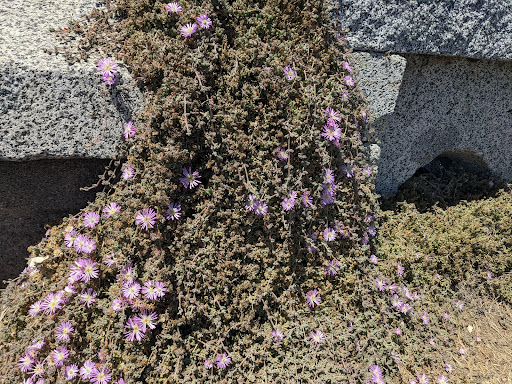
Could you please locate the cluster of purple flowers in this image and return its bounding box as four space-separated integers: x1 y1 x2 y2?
320 168 337 206
96 57 118 85
281 190 297 211
367 365 386 384
321 107 342 146
165 3 212 37
64 228 96 255
124 311 159 342
204 353 232 370
245 194 268 216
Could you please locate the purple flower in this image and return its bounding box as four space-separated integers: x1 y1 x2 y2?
321 124 341 144
102 73 116 85
123 281 141 300
455 300 464 310
342 163 355 178
363 166 372 177
165 2 181 13
459 346 466 355
96 58 118 76
397 261 404 276
344 75 354 86
391 295 403 310
82 211 100 228
55 322 74 342
417 374 429 384
283 65 296 80
272 329 284 342
179 167 201 189
368 225 376 237
180 23 198 37
437 376 449 384
325 107 341 122
196 13 212 29
375 278 386 291
18 354 33 373
320 192 334 206
80 360 97 380
135 208 157 230
41 292 64 315
400 303 412 314
341 91 349 101
323 168 335 184
325 260 340 276
370 254 378 264
281 197 295 211
486 270 493 279
306 289 321 307
124 317 146 342
123 121 137 139
420 311 430 325
394 328 402 335
442 312 450 322
137 310 158 330
204 360 213 369
153 281 167 298
310 330 325 344
112 298 124 311
254 201 268 216
166 203 182 220
29 361 45 377
216 353 231 369
79 288 97 307
65 364 79 380
445 363 452 373
276 147 289 161
64 231 77 248
82 238 96 254
245 194 257 211
76 258 99 282
122 166 134 180
103 202 121 218
369 365 382 377
90 368 112 384
51 346 69 367
323 227 336 242
343 61 352 72
302 191 313 207
29 301 43 317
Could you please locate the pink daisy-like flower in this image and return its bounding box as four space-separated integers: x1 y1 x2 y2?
115 379 127 384
135 208 157 230
245 194 257 211
344 75 354 86
342 90 349 101
283 65 296 80
153 281 167 298
29 361 45 377
445 363 452 373
310 330 325 344
325 107 341 122
123 281 141 300
42 292 64 315
166 203 181 220
343 61 352 72
118 264 135 283
179 167 201 189
306 289 321 307
122 166 134 180
103 253 118 267
137 310 158 330
254 201 268 216
73 234 88 253
55 321 74 342
102 73 116 85
196 13 212 29
51 346 69 367
204 360 213 369
165 2 182 13
301 191 313 207
180 23 198 37
276 147 289 161
417 374 429 384
112 297 124 311
90 368 112 384
281 197 295 211
323 227 336 242
216 353 231 369
80 360 97 380
321 124 342 143
29 301 43 317
77 258 99 282
420 311 430 325
320 193 334 206
394 328 402 335
437 376 449 384
325 260 339 276
375 278 386 291
123 121 136 139
82 211 100 228
31 338 45 350
396 261 405 275
272 329 284 342
82 238 96 254
65 364 79 380
141 280 157 300
79 288 97 307
370 254 378 264
18 354 33 373
103 202 121 218
96 57 117 76
64 231 77 248
124 317 146 342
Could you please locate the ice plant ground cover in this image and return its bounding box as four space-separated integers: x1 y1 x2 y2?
1 0 512 383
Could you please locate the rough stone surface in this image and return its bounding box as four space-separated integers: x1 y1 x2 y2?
335 0 512 60
0 0 144 160
354 53 512 194
0 159 109 287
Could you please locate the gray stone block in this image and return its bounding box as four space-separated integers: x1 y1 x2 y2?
354 53 512 195
335 0 512 60
0 0 144 160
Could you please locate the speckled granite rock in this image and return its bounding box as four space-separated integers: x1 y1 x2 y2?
0 0 144 160
354 53 512 194
336 0 512 60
